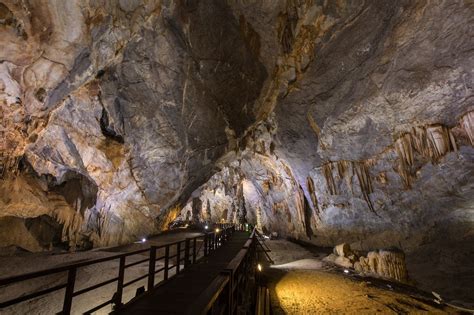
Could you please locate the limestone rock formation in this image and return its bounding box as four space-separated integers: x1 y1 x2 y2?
333 243 352 258
354 250 409 283
0 0 472 300
1 0 267 249
325 243 409 283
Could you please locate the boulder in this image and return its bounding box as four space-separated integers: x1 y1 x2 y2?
333 243 352 258
334 256 354 269
324 253 354 269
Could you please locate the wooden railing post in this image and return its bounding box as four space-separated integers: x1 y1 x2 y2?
148 246 156 290
176 242 181 274
115 256 126 308
184 238 190 267
62 267 76 314
164 245 170 280
193 237 197 263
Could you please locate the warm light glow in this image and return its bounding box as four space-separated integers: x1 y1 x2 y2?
257 263 262 272
215 228 220 233
343 269 349 274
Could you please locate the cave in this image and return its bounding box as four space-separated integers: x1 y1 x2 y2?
0 0 473 314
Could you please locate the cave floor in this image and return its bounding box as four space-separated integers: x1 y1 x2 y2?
263 240 463 314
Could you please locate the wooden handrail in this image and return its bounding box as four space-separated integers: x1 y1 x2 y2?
0 225 236 314
191 227 260 314
187 275 230 315
0 247 151 286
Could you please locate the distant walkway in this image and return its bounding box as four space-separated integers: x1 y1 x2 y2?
115 231 250 314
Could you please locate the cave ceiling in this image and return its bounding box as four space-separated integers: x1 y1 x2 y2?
0 0 472 253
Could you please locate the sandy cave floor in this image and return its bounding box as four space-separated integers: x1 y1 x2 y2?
262 240 468 314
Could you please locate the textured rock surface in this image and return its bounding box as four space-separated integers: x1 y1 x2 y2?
355 250 409 283
1 0 266 248
0 0 473 302
326 243 409 283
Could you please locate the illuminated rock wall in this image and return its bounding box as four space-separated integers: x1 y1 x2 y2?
0 0 472 256
0 0 266 249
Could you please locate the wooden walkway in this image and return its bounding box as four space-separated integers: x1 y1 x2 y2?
115 231 251 314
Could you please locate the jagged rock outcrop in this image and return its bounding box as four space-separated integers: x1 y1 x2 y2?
0 0 266 249
0 2 472 304
325 243 409 283
176 115 310 239
354 250 408 283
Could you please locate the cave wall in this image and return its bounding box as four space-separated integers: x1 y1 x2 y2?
179 0 473 253
0 0 473 254
0 0 266 249
269 0 474 251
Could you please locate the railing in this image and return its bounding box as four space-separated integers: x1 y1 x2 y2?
0 225 235 314
189 228 263 315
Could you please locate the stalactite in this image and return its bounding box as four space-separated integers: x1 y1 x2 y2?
449 129 458 153
426 125 452 161
49 194 84 248
460 111 474 145
353 161 376 215
394 121 465 188
336 160 346 178
295 186 306 226
336 160 353 193
394 133 414 188
306 176 321 218
323 163 337 195
410 127 429 158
